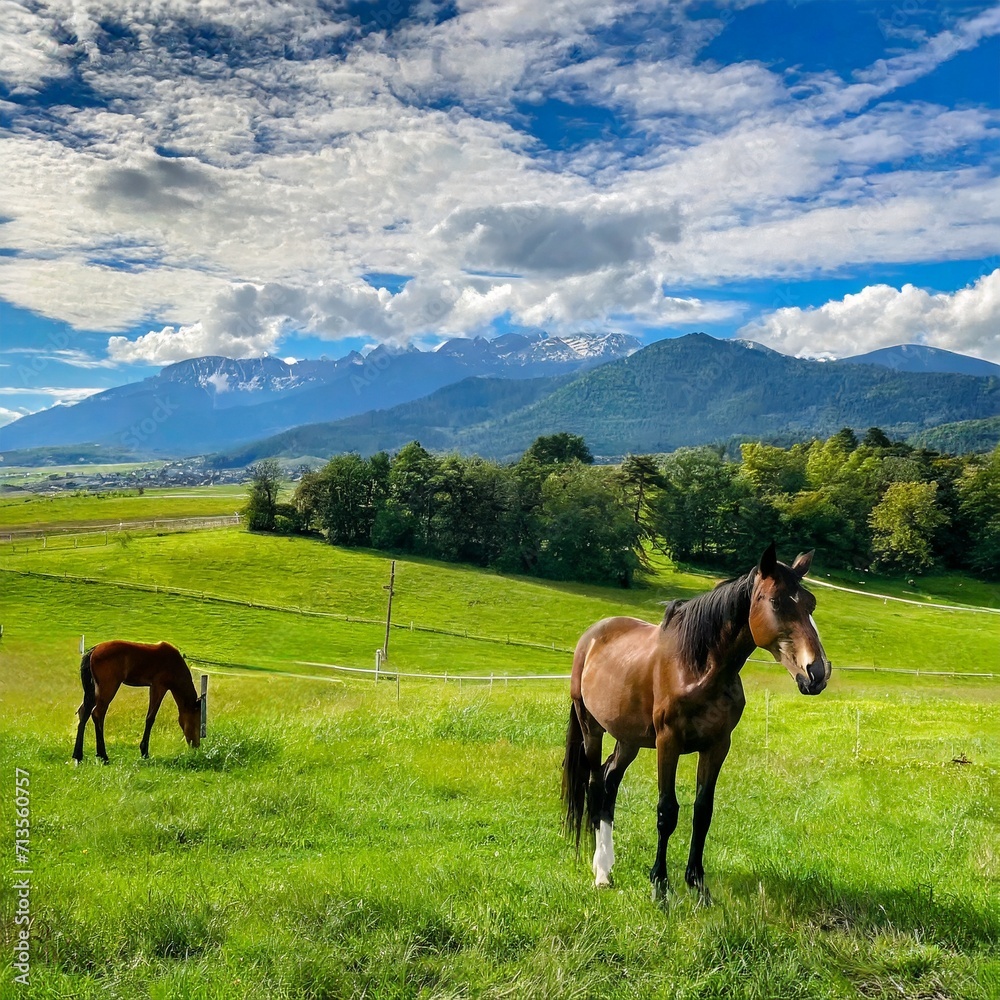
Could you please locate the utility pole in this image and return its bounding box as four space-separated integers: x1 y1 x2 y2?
383 560 395 659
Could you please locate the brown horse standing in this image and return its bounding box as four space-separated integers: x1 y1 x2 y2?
563 543 831 902
73 640 202 763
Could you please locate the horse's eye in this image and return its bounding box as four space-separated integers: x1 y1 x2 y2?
769 597 780 610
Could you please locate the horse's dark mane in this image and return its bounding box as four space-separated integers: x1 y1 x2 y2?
663 569 756 671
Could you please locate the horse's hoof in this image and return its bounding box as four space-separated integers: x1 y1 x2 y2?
651 879 671 905
594 873 613 889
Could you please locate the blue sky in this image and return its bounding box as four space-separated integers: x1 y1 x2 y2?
1 0 999 424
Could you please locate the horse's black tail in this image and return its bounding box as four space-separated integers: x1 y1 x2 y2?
562 703 591 855
79 648 96 716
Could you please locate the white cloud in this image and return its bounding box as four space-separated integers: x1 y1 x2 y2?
0 404 29 427
0 1 72 92
0 1 997 364
0 386 104 420
0 386 104 400
107 319 284 365
821 5 1000 117
738 269 1000 363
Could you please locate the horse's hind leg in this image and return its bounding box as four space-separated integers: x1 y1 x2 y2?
73 653 97 763
593 741 640 887
91 698 114 763
575 709 609 885
140 684 167 758
72 699 91 763
93 706 109 762
90 678 121 762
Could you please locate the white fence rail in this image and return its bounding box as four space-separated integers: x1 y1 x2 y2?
0 515 241 547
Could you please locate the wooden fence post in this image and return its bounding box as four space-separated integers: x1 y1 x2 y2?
200 675 208 739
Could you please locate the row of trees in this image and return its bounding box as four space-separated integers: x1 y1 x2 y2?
246 434 644 586
244 429 1000 583
650 428 999 577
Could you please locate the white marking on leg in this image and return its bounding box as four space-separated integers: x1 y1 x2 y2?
592 820 614 886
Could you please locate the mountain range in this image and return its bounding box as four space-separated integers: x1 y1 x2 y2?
0 331 640 456
839 344 1000 378
213 336 1000 464
3 336 1000 463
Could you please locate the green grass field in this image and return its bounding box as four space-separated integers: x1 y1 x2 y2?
0 486 247 534
1 502 998 999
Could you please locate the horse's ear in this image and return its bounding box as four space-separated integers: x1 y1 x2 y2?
791 550 814 579
758 542 778 579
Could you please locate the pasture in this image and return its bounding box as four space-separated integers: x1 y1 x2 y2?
0 485 246 534
0 499 998 998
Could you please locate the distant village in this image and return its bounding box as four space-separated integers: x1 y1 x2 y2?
0 460 253 495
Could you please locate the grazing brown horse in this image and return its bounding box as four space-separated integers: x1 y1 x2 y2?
563 543 831 902
72 640 202 763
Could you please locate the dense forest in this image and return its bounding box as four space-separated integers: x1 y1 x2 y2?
244 429 1000 586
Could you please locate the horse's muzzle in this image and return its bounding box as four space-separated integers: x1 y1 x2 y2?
797 660 829 696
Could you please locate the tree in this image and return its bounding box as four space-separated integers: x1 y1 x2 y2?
739 442 807 496
388 442 441 552
615 454 662 535
956 446 1000 578
435 456 512 566
654 447 743 563
775 488 859 567
830 427 859 453
537 464 644 586
523 433 594 466
869 481 946 573
805 434 855 489
318 453 377 545
862 426 893 450
243 459 282 532
494 456 546 574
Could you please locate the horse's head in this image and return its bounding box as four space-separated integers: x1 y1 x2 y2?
179 699 202 748
749 543 831 696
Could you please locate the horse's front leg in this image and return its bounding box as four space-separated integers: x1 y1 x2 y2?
650 730 680 903
685 735 732 904
140 684 167 758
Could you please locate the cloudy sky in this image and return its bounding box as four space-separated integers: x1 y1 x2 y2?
1 0 999 424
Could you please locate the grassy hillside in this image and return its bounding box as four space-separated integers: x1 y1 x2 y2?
1 513 997 998
2 528 997 676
